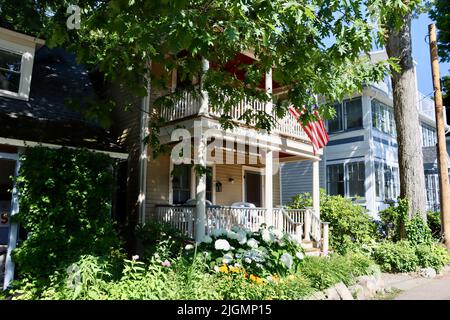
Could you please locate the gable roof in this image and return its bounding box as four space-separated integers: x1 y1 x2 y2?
0 46 126 157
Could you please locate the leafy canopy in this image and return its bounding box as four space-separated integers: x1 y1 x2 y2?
2 0 397 132
430 0 450 62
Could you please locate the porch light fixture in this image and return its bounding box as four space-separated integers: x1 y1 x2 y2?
215 181 223 192
228 177 235 184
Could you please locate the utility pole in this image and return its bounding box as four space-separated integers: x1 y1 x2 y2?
429 23 450 249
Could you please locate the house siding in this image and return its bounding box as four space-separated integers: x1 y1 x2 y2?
281 161 314 205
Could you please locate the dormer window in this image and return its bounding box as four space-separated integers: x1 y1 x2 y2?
0 48 22 94
0 27 41 101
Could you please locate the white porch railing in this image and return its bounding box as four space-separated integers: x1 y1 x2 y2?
155 205 328 254
158 89 309 141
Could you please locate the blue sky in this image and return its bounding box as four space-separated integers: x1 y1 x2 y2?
412 13 450 95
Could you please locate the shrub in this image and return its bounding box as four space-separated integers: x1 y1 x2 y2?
289 190 379 254
372 241 419 273
405 215 433 245
136 220 189 260
298 253 378 290
427 211 442 239
12 147 121 280
415 244 450 272
379 198 409 241
188 225 305 277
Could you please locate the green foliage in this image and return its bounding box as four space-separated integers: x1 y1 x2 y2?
288 190 379 254
414 244 450 272
136 220 189 260
1 0 391 151
380 198 433 245
427 211 442 239
430 1 450 62
372 241 450 273
7 241 380 300
189 225 305 277
372 241 419 273
12 147 121 280
379 198 409 241
298 253 378 290
405 215 433 245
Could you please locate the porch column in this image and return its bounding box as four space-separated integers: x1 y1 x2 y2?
199 57 209 116
312 159 320 217
265 68 273 114
264 149 273 225
3 155 21 290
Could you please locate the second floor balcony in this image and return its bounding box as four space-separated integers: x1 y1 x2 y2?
158 89 310 142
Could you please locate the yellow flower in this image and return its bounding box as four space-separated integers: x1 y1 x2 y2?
229 266 242 273
218 264 229 274
249 274 264 284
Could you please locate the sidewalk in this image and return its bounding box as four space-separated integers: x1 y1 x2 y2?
381 267 450 300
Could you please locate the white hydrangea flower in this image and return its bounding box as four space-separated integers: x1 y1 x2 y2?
237 230 247 245
185 244 194 250
214 239 231 251
272 229 284 240
296 252 304 260
202 235 213 244
244 257 252 264
222 253 233 264
261 229 274 243
211 228 225 237
280 253 293 269
227 231 239 240
247 238 259 249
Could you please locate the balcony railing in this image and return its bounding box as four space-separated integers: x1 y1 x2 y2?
158 90 310 141
155 205 327 252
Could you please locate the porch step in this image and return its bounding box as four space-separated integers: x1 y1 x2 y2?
304 247 321 257
301 241 315 250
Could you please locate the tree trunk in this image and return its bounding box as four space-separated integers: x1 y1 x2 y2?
386 14 427 220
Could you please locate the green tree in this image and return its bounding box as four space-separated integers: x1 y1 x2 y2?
1 0 391 136
429 0 450 62
368 0 427 218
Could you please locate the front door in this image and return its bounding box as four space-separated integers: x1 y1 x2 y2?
245 171 262 207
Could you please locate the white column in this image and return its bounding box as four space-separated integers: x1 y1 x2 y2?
265 68 273 114
3 156 21 290
138 60 151 224
322 222 330 257
194 121 207 243
264 149 273 225
312 159 320 217
199 57 210 116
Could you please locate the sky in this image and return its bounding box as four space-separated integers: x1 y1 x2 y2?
412 13 450 95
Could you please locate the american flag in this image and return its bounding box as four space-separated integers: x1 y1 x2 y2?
289 105 330 154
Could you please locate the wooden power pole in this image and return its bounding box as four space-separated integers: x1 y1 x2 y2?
429 23 450 248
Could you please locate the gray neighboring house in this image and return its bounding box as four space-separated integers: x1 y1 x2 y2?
281 51 448 217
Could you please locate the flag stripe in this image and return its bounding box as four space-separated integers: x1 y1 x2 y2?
288 105 330 154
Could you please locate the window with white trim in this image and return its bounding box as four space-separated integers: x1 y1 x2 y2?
421 123 436 147
327 161 365 198
327 98 363 133
0 48 21 94
374 161 400 200
372 99 396 137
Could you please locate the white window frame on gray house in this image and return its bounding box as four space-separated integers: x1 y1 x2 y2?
327 97 363 133
421 123 437 147
0 38 35 101
326 160 365 199
374 161 400 201
371 99 396 137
